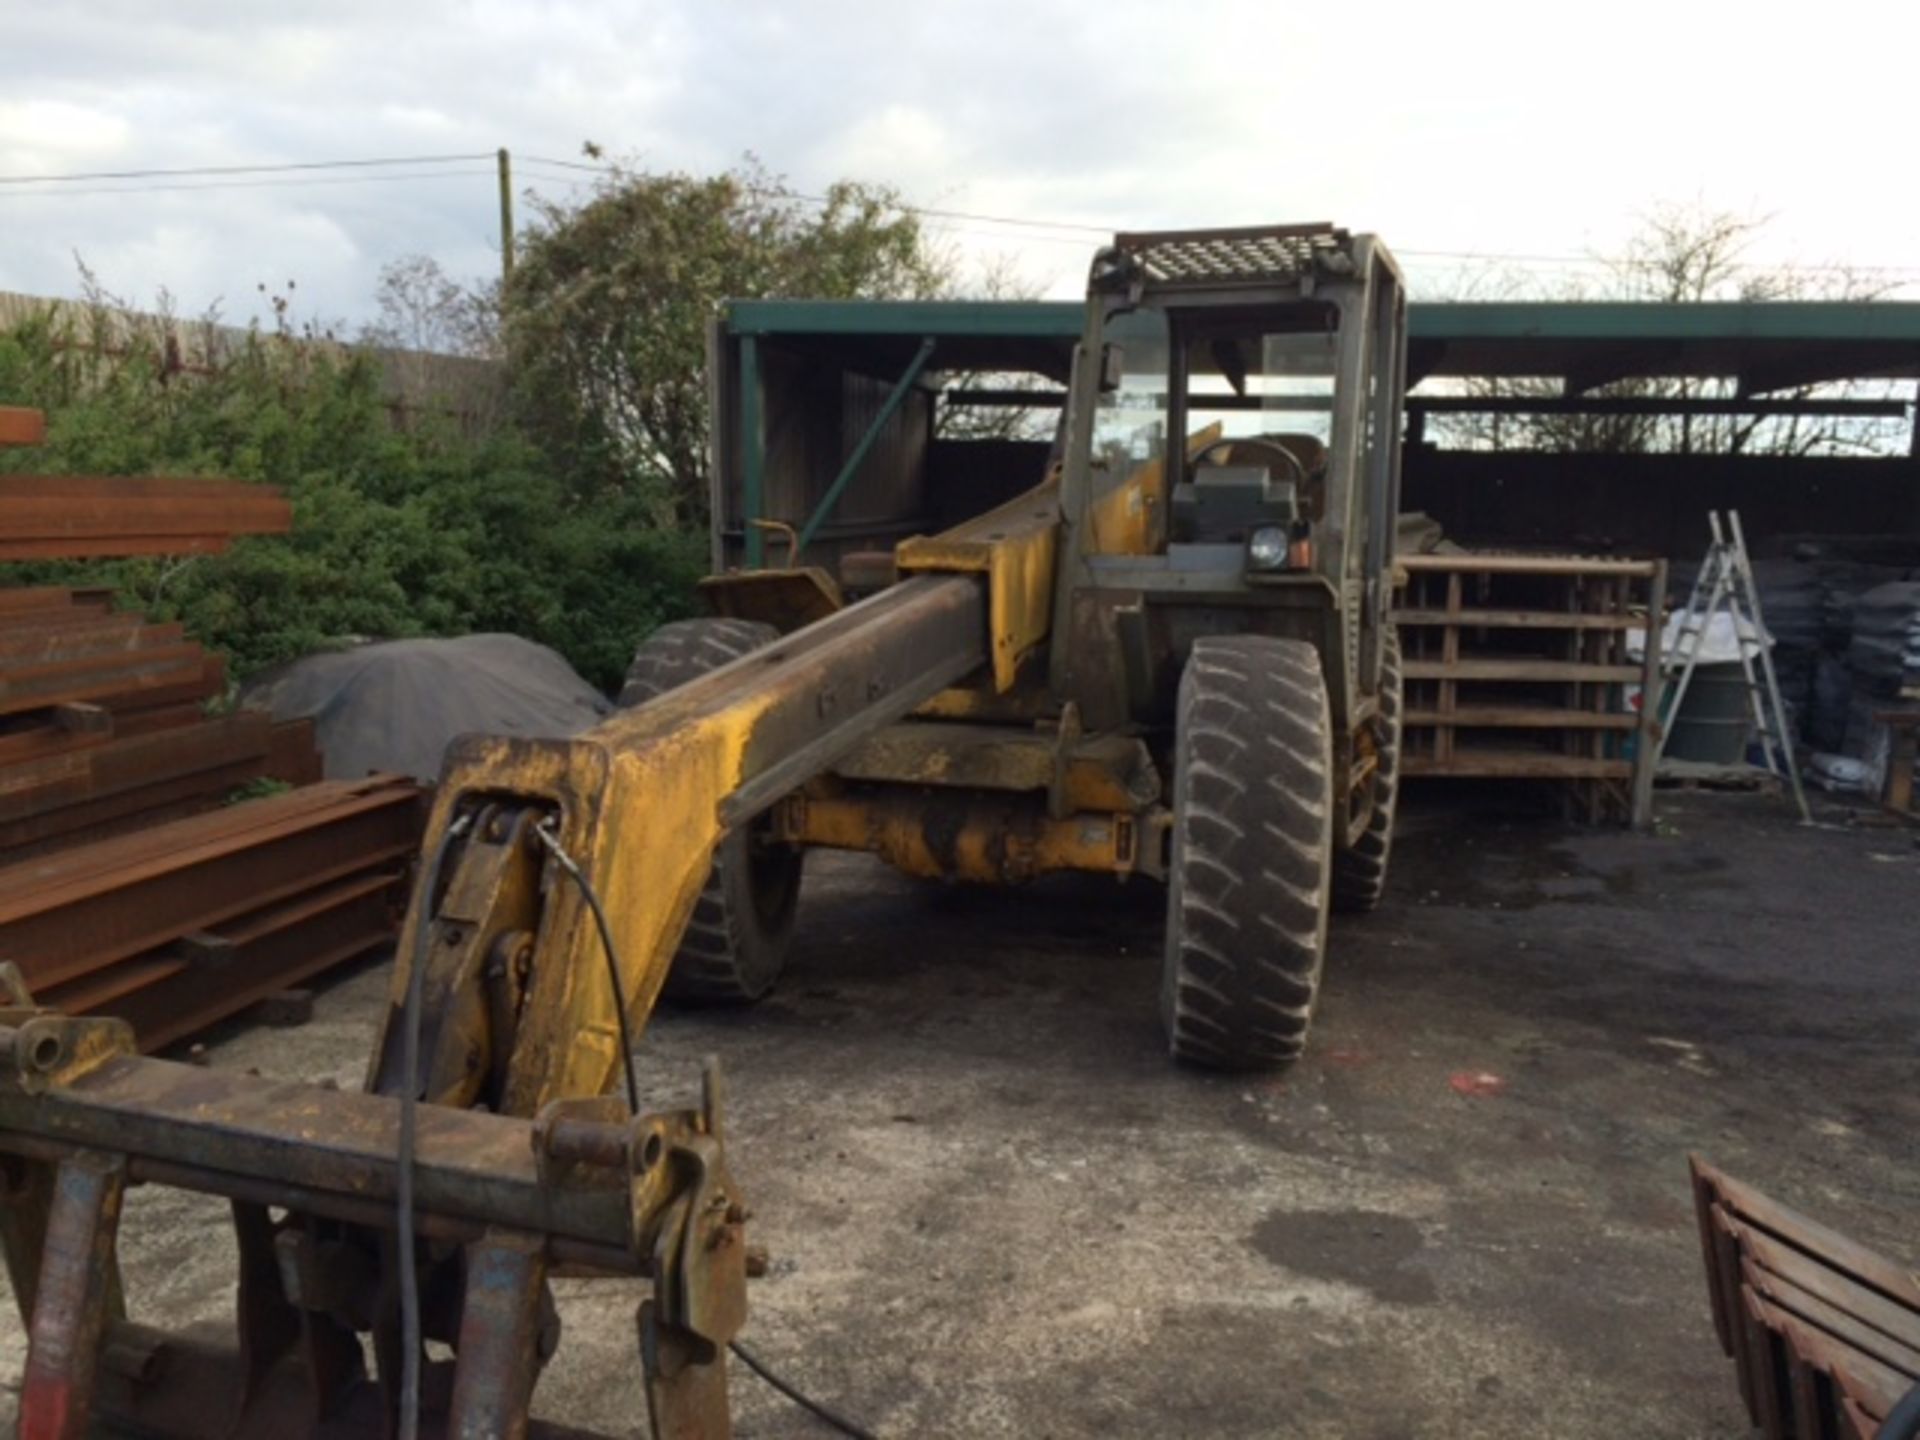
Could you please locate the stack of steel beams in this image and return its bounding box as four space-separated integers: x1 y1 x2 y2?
0 588 321 857
0 406 425 1048
0 775 424 1052
0 474 292 560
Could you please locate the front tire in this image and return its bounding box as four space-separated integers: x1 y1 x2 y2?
1162 636 1334 1071
618 618 803 1003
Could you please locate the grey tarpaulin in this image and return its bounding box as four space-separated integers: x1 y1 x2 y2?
239 634 614 783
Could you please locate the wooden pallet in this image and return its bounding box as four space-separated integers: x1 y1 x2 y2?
1396 552 1667 825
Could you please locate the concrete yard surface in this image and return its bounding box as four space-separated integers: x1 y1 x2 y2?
1 791 1915 1437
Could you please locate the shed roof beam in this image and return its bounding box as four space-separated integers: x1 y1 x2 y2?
1736 346 1876 397
1559 343 1686 395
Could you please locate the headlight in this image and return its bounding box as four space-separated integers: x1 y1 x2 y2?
1247 525 1290 571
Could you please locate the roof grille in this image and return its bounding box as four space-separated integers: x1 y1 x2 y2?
1113 225 1350 285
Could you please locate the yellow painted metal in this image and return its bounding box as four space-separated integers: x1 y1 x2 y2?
781 784 1161 883
896 482 1059 693
830 722 1161 813
378 573 990 1116
913 657 1057 723
393 714 743 1114
698 566 844 632
1086 422 1223 556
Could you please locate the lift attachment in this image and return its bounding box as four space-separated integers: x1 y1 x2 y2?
0 964 746 1440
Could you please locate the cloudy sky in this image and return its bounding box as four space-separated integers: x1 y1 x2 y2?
5 0 1918 330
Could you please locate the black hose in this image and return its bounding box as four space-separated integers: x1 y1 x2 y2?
532 821 879 1440
397 810 471 1440
533 820 640 1113
728 1339 882 1440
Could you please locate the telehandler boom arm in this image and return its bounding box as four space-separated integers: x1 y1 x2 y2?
367 571 990 1116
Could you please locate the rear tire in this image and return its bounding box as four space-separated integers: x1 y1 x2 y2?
1162 636 1333 1071
1332 627 1402 914
618 619 803 1003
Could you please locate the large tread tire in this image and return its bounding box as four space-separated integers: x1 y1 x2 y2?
1162 636 1334 1072
617 619 802 1003
1332 627 1403 914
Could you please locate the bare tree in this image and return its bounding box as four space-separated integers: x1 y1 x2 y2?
931 249 1057 443
359 255 499 359
1432 205 1907 459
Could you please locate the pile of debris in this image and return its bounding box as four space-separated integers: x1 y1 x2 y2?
0 405 425 1050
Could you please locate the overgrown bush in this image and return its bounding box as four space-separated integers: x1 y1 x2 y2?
0 301 701 693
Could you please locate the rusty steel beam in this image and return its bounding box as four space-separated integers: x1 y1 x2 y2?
0 408 46 448
97 656 226 719
0 776 424 992
0 642 211 718
0 716 320 859
0 711 272 825
42 868 405 1052
0 619 179 664
105 702 207 739
0 476 290 560
0 587 113 618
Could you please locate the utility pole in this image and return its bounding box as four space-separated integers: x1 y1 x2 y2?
497 148 515 286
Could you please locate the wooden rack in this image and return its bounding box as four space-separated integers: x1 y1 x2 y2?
1395 553 1667 825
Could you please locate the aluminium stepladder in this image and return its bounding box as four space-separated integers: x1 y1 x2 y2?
1657 510 1811 822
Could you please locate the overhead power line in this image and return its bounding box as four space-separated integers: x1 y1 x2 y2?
0 152 495 186
6 146 1919 279
0 167 499 201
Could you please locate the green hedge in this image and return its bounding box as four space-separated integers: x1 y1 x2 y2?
0 311 700 694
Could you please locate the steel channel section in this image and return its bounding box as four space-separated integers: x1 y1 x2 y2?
0 1051 646 1259
684 573 988 825
448 1231 551 1440
0 792 421 989
19 1150 127 1440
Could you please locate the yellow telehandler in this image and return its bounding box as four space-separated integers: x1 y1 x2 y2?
0 223 1406 1437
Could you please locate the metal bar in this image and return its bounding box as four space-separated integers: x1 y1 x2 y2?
20 1151 127 1440
794 337 935 560
1728 511 1812 823
0 407 47 447
1398 553 1662 577
1631 560 1666 829
740 335 764 568
1405 395 1908 418
0 644 211 717
0 777 423 990
447 1232 549 1440
0 1054 642 1253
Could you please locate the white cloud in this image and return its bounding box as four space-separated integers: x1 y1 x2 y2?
0 0 1916 322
